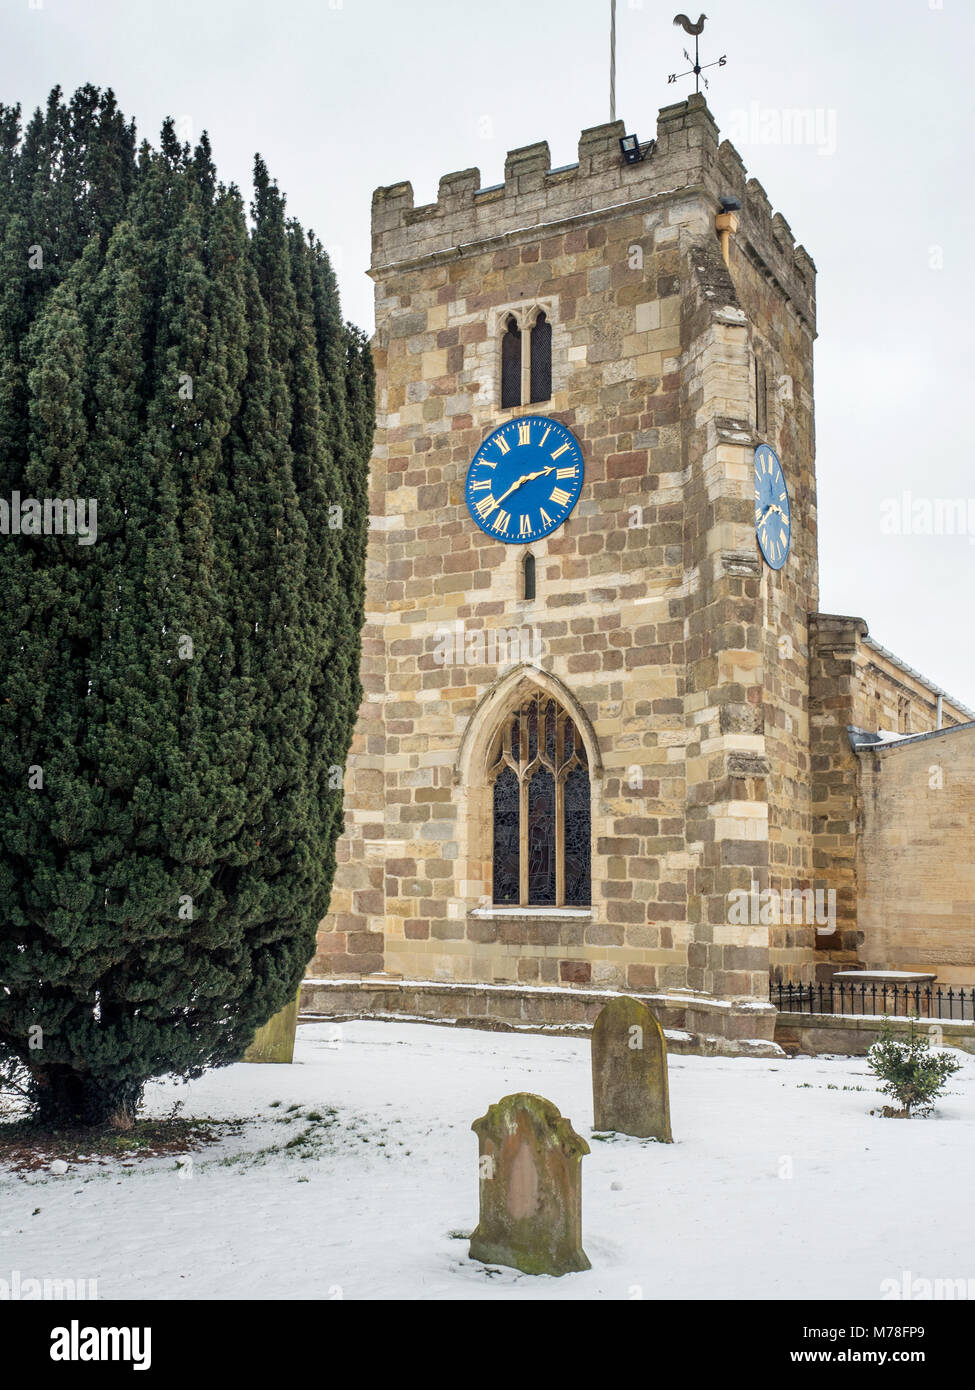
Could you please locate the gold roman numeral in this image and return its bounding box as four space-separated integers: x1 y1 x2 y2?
519 514 532 536
539 507 552 527
475 495 499 520
540 426 552 447
491 509 511 535
551 443 571 461
470 480 491 493
518 423 531 447
550 487 571 506
496 435 511 456
556 467 578 480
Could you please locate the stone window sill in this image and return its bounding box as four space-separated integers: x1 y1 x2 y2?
469 906 594 922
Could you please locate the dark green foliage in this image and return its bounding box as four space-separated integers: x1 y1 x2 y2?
0 88 374 1128
867 1023 961 1118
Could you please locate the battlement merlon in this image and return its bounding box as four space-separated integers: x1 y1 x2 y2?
369 94 816 331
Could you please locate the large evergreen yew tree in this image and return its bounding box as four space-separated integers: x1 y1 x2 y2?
0 88 374 1127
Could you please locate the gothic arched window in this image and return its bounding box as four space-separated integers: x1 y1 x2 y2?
530 310 552 403
500 316 522 409
489 693 591 907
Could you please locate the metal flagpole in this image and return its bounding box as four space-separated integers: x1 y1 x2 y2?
610 0 616 121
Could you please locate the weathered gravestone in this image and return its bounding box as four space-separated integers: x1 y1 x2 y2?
470 1093 591 1276
591 995 673 1141
243 989 301 1064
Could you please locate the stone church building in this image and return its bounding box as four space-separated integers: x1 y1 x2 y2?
303 95 974 1052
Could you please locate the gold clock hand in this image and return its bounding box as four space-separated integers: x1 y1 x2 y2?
494 466 554 507
522 466 554 485
493 477 527 507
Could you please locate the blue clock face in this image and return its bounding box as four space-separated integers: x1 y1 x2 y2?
754 445 791 570
465 416 584 544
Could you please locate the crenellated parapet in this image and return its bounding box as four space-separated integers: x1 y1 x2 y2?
717 144 817 330
370 98 720 270
371 94 816 330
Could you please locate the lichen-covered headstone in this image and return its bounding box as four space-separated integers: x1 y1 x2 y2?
591 995 673 1141
243 989 300 1064
470 1093 591 1276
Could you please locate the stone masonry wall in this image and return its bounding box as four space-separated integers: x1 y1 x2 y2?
710 141 820 988
857 725 975 985
808 613 971 981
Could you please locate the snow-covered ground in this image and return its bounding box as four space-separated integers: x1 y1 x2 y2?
4 1020 974 1300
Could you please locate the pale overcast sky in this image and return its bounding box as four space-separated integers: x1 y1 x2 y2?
2 0 973 703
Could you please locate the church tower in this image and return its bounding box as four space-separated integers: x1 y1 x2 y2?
308 95 821 1051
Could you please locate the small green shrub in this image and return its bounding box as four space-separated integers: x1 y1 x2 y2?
867 1023 961 1117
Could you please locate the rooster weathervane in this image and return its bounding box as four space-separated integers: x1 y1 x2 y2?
669 14 727 94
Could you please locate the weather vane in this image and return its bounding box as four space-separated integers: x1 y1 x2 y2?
669 14 727 94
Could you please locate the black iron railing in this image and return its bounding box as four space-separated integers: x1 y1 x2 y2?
771 980 975 1023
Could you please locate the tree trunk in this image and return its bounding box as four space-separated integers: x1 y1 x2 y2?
29 1065 144 1130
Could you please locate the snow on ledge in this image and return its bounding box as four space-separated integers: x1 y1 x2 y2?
298 1011 695 1044
468 906 594 920
302 977 768 1013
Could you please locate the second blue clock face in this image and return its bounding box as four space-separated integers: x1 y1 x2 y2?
754 444 791 570
465 417 584 544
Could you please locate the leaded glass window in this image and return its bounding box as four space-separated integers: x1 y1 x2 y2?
528 768 556 905
563 767 591 907
492 767 520 905
487 693 591 907
498 307 552 408
501 316 522 409
529 311 552 403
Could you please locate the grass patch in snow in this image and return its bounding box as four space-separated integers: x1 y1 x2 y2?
0 1110 243 1175
210 1105 389 1172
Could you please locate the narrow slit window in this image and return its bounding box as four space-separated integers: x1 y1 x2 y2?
523 553 536 601
529 311 552 403
501 316 522 409
755 355 768 435
898 696 911 735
